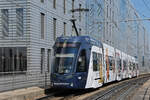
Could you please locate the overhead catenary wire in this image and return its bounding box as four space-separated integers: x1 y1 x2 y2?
142 0 150 13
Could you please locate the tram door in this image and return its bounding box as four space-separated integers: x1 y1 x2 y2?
104 48 116 83
91 46 103 88
107 56 116 82
76 49 87 88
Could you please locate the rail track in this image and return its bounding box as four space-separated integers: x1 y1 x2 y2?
36 74 150 100
36 88 96 100
85 74 150 100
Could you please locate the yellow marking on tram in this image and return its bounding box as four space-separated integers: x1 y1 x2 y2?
99 60 103 83
106 48 109 80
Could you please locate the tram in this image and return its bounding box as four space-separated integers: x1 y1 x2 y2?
51 36 139 89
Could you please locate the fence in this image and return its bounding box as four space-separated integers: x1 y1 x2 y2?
0 71 51 92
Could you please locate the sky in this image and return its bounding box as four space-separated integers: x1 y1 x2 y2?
131 0 150 34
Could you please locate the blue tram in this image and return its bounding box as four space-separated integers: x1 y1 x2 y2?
51 36 138 89
51 36 103 89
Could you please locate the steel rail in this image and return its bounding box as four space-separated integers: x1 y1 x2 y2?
85 75 150 100
37 74 150 100
116 77 149 100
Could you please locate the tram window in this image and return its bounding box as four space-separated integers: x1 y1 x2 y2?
137 64 139 70
108 56 113 70
93 52 102 71
106 61 108 70
119 59 122 70
133 63 135 70
76 50 86 72
131 62 133 70
117 60 119 68
93 52 98 71
117 59 121 70
112 59 115 70
129 62 132 70
123 60 127 70
98 54 102 68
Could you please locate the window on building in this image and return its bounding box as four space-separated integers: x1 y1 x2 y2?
64 22 66 36
41 0 44 3
72 0 74 12
107 5 108 18
76 50 86 72
47 49 51 72
72 25 74 35
109 8 112 20
16 8 24 36
0 47 27 74
17 48 27 71
106 22 108 35
41 13 45 39
1 9 9 36
53 0 56 9
110 24 111 40
79 28 81 35
112 11 114 21
41 48 45 73
53 18 56 40
64 0 66 14
0 48 3 72
79 4 82 22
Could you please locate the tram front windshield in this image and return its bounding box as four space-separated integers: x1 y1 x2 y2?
53 42 80 74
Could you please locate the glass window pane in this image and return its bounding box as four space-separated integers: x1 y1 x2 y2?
41 13 45 39
93 52 98 71
47 49 51 72
109 56 113 70
53 0 56 8
18 47 27 71
41 48 45 73
53 18 56 40
1 9 9 36
0 48 2 72
76 50 86 72
14 47 17 71
0 47 27 74
9 48 13 72
93 52 102 71
16 8 24 36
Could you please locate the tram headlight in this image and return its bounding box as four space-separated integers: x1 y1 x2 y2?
70 83 74 87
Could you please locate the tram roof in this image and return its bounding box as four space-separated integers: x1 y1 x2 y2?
55 36 103 47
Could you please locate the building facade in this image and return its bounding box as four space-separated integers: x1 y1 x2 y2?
0 0 86 92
